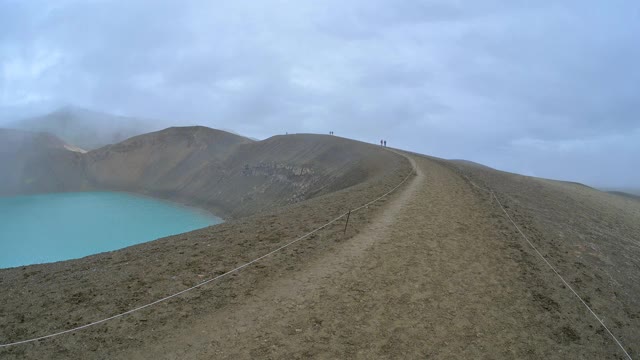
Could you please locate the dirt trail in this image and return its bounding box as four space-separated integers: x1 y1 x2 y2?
112 153 627 359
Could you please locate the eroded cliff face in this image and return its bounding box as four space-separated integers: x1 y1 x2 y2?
242 162 315 177
1 127 407 219
241 162 319 202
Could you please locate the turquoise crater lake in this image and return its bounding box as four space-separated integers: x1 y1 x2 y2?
0 192 222 269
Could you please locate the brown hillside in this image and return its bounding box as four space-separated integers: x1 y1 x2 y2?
0 127 404 219
450 159 640 357
1 136 637 359
83 127 401 218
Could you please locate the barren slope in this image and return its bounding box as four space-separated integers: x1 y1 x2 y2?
0 127 401 218
85 128 400 218
2 150 636 359
115 153 638 359
451 159 640 357
0 144 412 359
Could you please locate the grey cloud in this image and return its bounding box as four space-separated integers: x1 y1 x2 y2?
1 0 639 187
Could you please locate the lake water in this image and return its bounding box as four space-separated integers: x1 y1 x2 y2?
0 192 222 269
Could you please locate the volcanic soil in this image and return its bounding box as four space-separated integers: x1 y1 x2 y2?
1 149 638 359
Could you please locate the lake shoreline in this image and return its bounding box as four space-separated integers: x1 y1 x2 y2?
0 191 223 269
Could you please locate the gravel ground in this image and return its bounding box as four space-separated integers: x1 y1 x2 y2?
2 149 637 359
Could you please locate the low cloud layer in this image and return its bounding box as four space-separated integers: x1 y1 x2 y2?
1 0 639 187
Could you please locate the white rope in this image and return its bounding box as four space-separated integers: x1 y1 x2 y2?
0 167 414 348
491 191 632 360
452 166 631 358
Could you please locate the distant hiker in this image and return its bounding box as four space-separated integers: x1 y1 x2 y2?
384 140 387 147
380 139 383 146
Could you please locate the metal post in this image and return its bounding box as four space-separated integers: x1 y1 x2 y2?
343 210 351 234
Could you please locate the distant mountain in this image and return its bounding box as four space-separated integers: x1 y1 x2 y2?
8 106 166 150
607 190 640 201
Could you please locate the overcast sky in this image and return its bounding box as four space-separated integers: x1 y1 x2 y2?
1 0 639 188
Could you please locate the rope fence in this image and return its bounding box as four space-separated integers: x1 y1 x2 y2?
458 169 632 360
0 165 415 348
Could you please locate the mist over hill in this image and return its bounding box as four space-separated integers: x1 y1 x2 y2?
7 107 167 151
606 190 640 201
0 129 86 195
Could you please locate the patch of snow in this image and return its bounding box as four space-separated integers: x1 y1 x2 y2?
64 144 87 153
